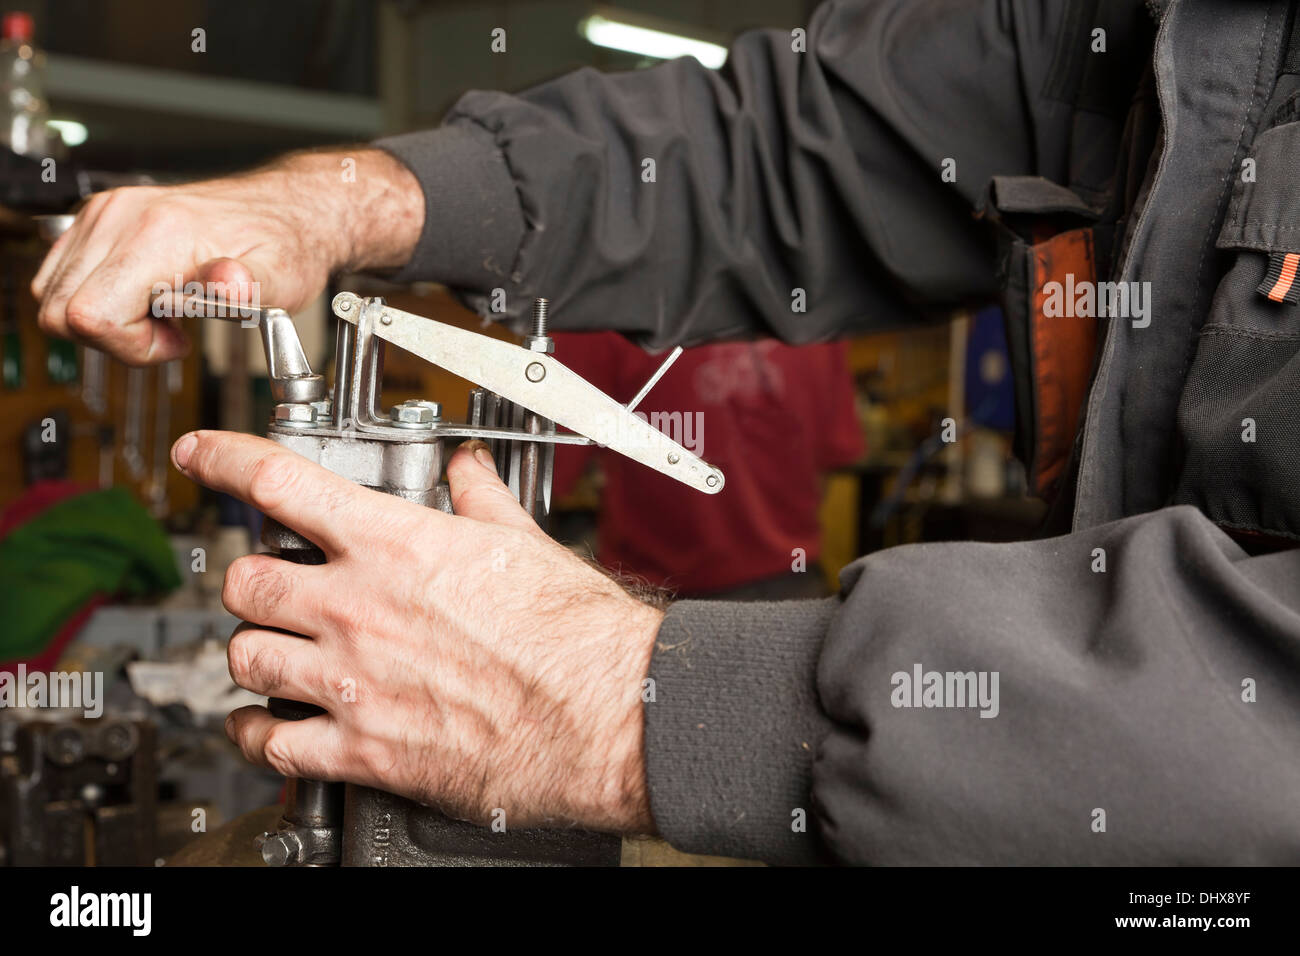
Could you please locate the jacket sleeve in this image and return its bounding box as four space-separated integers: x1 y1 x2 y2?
649 506 1300 864
375 0 1090 346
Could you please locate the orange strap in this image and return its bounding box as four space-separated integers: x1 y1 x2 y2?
1027 228 1100 497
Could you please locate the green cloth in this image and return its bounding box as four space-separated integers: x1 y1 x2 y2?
0 488 181 661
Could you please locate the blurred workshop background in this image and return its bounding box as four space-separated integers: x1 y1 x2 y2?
0 0 1040 866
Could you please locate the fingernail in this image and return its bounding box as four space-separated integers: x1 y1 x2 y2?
172 432 197 470
224 713 235 739
466 439 495 470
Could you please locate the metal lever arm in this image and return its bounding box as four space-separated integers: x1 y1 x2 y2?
332 293 724 495
183 297 326 404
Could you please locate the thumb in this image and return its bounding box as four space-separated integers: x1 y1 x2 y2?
446 440 538 531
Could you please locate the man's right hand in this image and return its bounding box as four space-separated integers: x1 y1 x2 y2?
33 148 425 365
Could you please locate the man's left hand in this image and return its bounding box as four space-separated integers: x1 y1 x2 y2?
171 430 661 834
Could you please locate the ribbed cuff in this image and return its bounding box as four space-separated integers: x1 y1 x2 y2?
373 123 525 288
644 598 839 865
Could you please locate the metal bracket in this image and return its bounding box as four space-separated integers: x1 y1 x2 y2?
331 293 724 494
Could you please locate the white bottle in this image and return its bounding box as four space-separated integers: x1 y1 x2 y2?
0 11 48 158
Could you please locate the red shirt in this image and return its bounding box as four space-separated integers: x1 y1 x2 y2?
552 333 864 595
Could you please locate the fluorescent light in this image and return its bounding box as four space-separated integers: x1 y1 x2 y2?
47 119 87 147
580 14 727 69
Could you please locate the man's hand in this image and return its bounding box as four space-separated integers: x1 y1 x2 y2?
172 430 660 834
34 149 424 365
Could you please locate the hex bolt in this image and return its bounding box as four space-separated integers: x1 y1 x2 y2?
531 298 549 337
259 830 304 867
389 399 441 427
525 298 554 353
274 403 318 427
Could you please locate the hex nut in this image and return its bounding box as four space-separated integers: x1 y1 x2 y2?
274 403 318 427
389 400 441 427
260 831 303 867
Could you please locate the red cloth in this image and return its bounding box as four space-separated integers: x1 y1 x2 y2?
553 333 864 595
0 478 89 538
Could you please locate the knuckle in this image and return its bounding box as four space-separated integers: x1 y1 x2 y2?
93 186 126 208
247 453 300 514
319 482 356 522
182 430 222 477
227 633 289 695
64 295 105 338
452 481 507 514
354 736 399 783
135 202 173 232
38 293 71 332
225 558 292 623
231 717 263 765
79 191 111 218
226 630 253 683
262 726 300 777
97 185 148 216
248 646 289 695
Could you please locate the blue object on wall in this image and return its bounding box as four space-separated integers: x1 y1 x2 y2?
964 305 1016 431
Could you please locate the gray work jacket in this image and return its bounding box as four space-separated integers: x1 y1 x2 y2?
376 0 1300 864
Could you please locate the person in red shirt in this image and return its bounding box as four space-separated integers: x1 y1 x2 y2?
552 332 864 599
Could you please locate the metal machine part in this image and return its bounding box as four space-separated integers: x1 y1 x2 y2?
198 291 723 866
0 712 156 866
329 292 724 496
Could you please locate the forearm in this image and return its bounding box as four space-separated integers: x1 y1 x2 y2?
246 147 426 275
